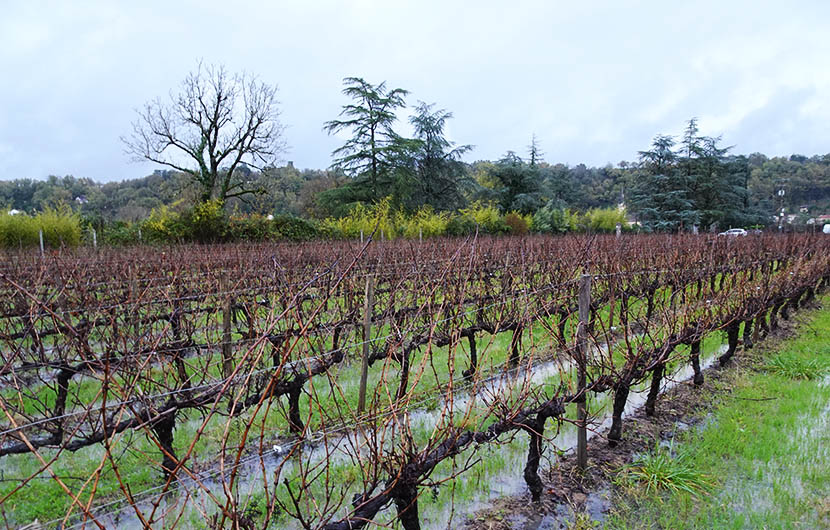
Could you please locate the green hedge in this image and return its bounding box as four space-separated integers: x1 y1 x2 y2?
229 214 321 241
101 202 324 245
0 208 81 249
36 200 631 247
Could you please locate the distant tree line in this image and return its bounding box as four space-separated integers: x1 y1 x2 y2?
3 65 830 241
3 143 829 235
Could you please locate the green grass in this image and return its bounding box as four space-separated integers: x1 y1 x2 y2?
606 298 830 530
617 443 712 497
0 266 788 527
0 297 711 527
0 321 567 527
763 351 828 380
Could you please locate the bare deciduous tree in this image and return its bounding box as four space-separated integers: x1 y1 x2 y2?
123 63 286 203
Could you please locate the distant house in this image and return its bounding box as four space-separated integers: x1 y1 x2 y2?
7 209 23 216
74 196 88 205
816 214 830 223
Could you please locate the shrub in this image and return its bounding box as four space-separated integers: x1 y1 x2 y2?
228 215 271 242
0 212 39 248
142 203 188 243
142 200 228 243
504 212 529 235
460 201 508 234
272 215 319 240
399 206 450 239
226 214 319 241
585 207 627 233
183 200 228 243
445 215 477 236
0 207 81 248
322 197 397 239
37 207 82 247
103 221 141 246
533 203 576 234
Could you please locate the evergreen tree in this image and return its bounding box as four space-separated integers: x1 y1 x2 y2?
406 102 473 211
527 134 544 167
630 120 763 231
491 152 544 214
630 134 697 231
323 77 410 205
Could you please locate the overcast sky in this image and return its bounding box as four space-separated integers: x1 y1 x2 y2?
1 0 828 182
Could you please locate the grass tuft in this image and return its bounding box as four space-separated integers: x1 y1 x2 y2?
618 444 712 498
763 352 827 380
566 510 597 530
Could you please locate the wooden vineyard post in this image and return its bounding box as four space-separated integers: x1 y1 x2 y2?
358 274 374 414
222 279 233 379
39 229 44 256
577 273 591 471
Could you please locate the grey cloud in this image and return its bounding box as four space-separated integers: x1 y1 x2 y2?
1 0 828 182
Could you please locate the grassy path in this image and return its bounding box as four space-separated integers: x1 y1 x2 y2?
607 302 830 529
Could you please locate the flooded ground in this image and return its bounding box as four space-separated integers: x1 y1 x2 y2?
47 338 727 529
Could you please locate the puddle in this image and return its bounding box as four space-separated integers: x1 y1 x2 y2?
51 340 727 529
716 398 830 522
585 487 612 523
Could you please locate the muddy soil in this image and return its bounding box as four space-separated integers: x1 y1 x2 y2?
464 316 804 530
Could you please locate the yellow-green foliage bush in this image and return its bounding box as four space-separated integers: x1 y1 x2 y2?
184 199 228 242
460 201 508 234
142 200 231 243
322 199 522 239
522 212 534 232
0 212 38 248
322 198 398 239
37 207 82 247
0 207 81 248
398 206 450 238
142 203 187 242
585 207 627 232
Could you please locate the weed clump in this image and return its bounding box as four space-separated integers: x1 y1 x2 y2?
763 353 827 380
618 444 712 497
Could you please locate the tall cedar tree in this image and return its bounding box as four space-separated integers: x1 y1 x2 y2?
323 77 409 205
491 152 545 214
630 134 697 231
631 119 757 231
406 102 473 211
